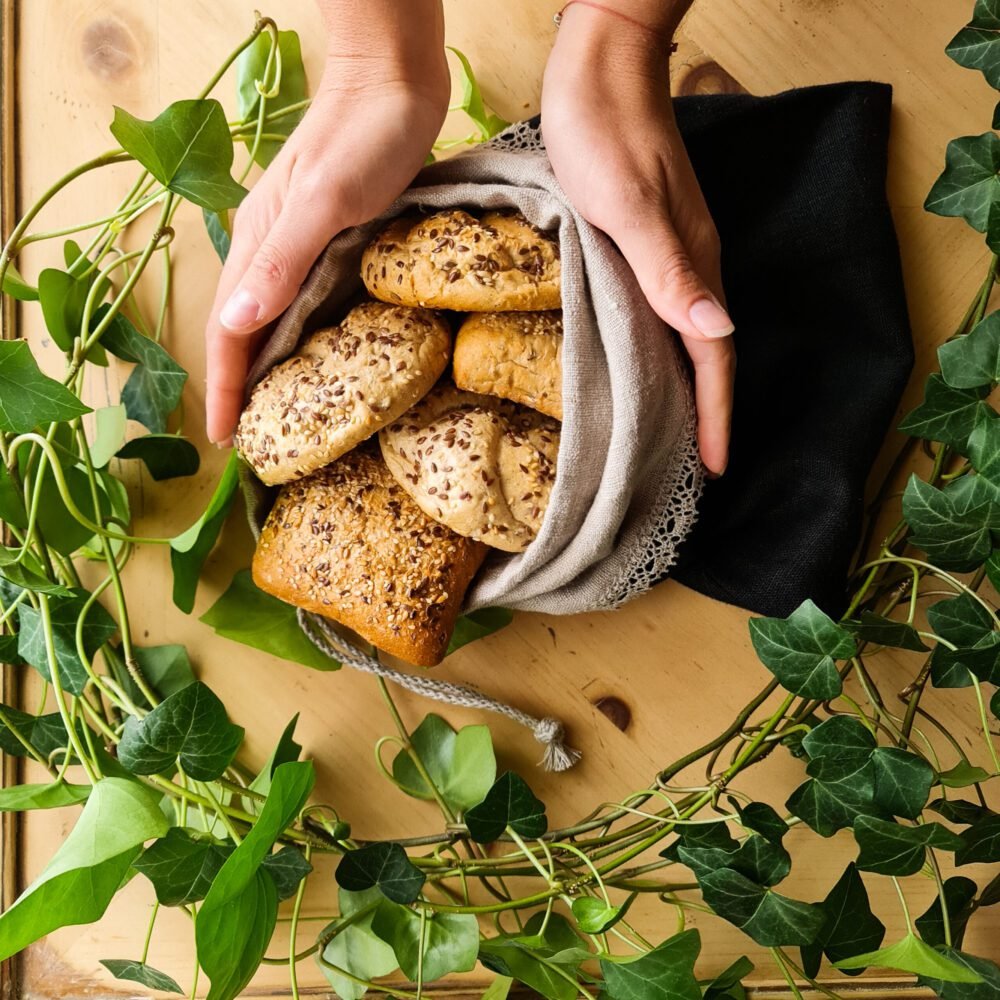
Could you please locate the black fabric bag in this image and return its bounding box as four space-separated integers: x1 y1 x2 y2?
669 81 913 618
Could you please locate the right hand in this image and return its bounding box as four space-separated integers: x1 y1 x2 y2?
205 59 449 445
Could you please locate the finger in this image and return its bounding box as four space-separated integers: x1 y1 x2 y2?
682 333 736 476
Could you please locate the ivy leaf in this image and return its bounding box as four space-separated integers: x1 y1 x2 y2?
679 834 791 888
391 714 497 813
940 311 1000 388
697 868 824 947
571 896 633 934
196 761 315 1000
1 261 39 301
898 374 994 451
133 827 231 906
734 801 788 844
955 812 1000 865
88 404 127 468
100 960 183 994
110 99 247 211
263 845 312 901
465 772 547 843
800 863 885 978
37 265 107 363
919 950 1000 998
981 871 1000 907
200 569 341 671
118 681 244 780
129 643 196 702
902 475 996 569
802 715 876 777
0 340 90 432
371 901 480 981
247 715 303 805
318 888 397 1000
335 842 426 904
928 798 994 825
0 462 27 529
850 611 929 651
835 934 983 984
447 607 514 655
870 747 935 819
0 548 72 596
0 704 72 760
947 2 1000 88
236 30 308 168
748 599 853 698
599 928 702 1000
969 412 1000 484
170 451 239 613
446 47 509 140
926 133 1000 232
928 591 995 646
17 591 118 696
703 956 755 1000
916 876 978 949
852 817 964 876
938 761 993 787
0 782 90 811
101 310 187 433
116 434 200 481
481 976 514 1000
203 209 231 263
0 777 168 961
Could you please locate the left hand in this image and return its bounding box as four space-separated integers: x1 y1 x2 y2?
542 5 734 476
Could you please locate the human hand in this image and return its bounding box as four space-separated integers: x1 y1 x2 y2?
542 4 734 475
205 5 449 444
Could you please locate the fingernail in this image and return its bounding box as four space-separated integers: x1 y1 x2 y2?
690 298 735 339
215 436 233 450
220 289 262 330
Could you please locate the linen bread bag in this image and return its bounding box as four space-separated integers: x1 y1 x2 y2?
241 120 702 627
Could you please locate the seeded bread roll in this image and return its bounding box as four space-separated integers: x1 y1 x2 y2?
252 449 487 667
235 301 451 486
379 383 560 553
453 311 563 420
361 209 561 312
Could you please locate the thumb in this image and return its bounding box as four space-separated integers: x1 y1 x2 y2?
218 200 342 333
609 214 733 342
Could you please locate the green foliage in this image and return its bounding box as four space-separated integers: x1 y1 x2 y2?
1 261 39 301
599 929 702 1000
335 842 426 904
100 959 184 994
447 48 509 140
116 434 200 480
0 340 90 432
465 771 548 842
919 951 1000 998
947 1 1000 88
319 889 398 1000
852 816 964 876
956 812 1000 864
0 782 90 811
447 606 514 654
835 934 984 984
371 902 479 981
926 133 1000 233
849 611 929 651
940 311 1000 387
898 374 994 451
916 876 978 948
134 827 232 906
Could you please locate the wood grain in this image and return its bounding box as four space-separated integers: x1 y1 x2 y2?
3 0 1000 996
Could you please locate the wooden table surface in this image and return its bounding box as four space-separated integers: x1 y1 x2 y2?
4 0 1000 996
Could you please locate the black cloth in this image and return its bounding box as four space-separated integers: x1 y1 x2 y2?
668 82 913 618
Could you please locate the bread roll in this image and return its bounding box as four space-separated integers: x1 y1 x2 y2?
361 210 561 312
236 301 451 486
379 383 560 553
252 449 487 667
453 311 563 419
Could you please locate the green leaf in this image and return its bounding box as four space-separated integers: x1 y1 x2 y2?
200 569 341 670
371 901 479 981
335 842 426 904
748 599 853 698
89 404 127 468
236 30 308 167
37 267 105 364
870 747 935 819
898 374 994 450
697 868 824 947
903 475 996 570
0 462 27 530
919 950 1000 998
702 956 755 1000
0 777 168 960
319 889 397 1000
956 812 1000 864
801 715 877 776
447 607 514 655
571 896 631 934
17 591 118 696
133 827 231 906
27 457 110 556
248 715 303 805
947 2 1000 88
466 771 547 843
0 340 90 432
599 928 702 1000
678 834 790 888
1 261 38 301
835 933 983 984
196 761 314 1000
391 714 497 813
131 643 197 701
100 959 183 994
117 434 200 480
170 451 239 612
0 548 72 596
926 133 1000 232
981 871 1000 906
852 816 964 876
734 801 789 844
101 310 187 433
800 863 885 979
928 797 994 825
929 591 996 645
850 611 929 651
940 311 1000 388
0 781 90 811
939 761 993 787
203 209 231 263
263 845 312 901
970 412 1000 486
117 681 244 780
446 48 509 140
110 99 247 211
916 876 978 949
481 976 514 1000
0 704 71 759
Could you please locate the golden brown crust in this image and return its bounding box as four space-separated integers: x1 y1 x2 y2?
361 209 561 312
235 301 452 486
379 382 560 553
252 450 487 667
453 311 563 420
